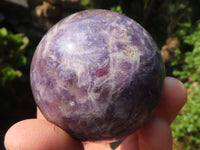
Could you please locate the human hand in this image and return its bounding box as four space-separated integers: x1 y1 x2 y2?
4 77 187 150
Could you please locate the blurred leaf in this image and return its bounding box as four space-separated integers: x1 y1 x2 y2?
0 28 8 36
110 6 123 14
0 27 29 86
1 67 22 81
81 0 94 9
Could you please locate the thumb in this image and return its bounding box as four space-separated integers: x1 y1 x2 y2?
4 119 84 150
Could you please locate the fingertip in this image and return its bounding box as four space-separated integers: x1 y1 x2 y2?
138 115 173 150
156 77 187 123
166 77 187 105
4 119 84 150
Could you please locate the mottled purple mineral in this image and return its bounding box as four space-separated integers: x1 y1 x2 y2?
30 9 165 141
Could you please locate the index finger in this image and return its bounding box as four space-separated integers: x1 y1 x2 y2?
155 77 187 124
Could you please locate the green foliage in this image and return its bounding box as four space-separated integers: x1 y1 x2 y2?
171 21 200 82
160 0 192 34
110 6 122 14
81 0 123 13
0 27 29 86
81 0 94 10
172 84 200 150
174 22 192 38
170 21 200 149
1 67 22 81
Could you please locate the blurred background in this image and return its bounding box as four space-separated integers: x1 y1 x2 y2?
0 0 200 149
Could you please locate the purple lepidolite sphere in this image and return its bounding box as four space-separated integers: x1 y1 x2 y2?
30 9 165 141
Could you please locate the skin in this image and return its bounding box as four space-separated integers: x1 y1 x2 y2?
4 77 187 150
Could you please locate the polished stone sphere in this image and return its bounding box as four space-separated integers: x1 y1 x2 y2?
30 9 165 141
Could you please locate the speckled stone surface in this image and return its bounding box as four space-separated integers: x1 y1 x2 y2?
30 9 165 141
